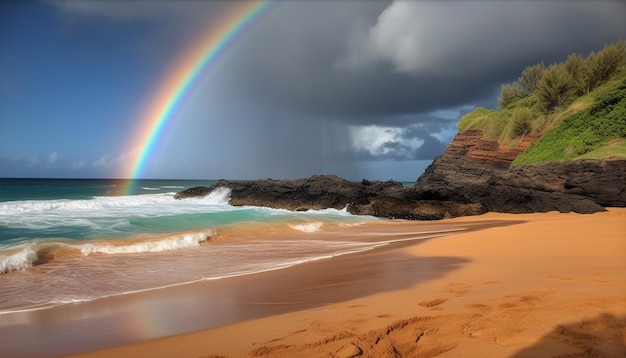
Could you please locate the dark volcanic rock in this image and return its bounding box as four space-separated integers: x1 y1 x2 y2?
175 175 484 220
175 130 625 219
173 186 212 199
413 130 626 214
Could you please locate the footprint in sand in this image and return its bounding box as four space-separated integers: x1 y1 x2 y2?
419 298 448 308
499 295 541 309
255 328 309 345
465 303 492 313
445 282 472 295
461 322 484 338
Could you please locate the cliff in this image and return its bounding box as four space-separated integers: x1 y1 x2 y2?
413 130 626 214
410 57 626 215
443 130 538 168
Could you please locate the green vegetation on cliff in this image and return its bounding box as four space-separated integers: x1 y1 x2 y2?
457 41 626 165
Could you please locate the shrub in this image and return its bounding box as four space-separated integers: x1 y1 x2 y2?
519 62 545 94
564 53 586 95
498 82 524 109
514 80 626 165
536 64 575 114
510 108 534 138
594 40 626 83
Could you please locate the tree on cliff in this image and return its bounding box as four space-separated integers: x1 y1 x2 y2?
460 40 626 159
594 41 626 83
573 42 626 95
536 64 575 114
498 40 625 112
498 83 525 109
498 63 545 109
519 63 545 94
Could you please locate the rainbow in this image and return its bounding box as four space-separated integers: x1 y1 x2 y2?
120 0 274 194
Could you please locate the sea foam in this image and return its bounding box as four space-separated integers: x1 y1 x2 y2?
0 247 39 274
78 231 213 255
0 188 233 235
0 230 215 274
0 187 231 217
290 222 324 233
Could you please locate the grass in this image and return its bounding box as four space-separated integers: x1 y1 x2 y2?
513 80 626 165
578 138 626 159
457 107 508 140
457 69 626 166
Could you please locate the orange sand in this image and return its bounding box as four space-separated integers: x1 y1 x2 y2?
70 209 626 358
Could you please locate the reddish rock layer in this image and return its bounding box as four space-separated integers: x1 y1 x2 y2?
413 130 626 213
445 130 539 168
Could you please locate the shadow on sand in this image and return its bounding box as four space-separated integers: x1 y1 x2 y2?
511 312 626 357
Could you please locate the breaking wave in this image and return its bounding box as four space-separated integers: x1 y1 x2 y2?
0 230 214 274
0 187 231 217
0 247 39 274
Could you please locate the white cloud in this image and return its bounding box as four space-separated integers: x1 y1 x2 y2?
71 161 86 169
92 156 110 168
348 123 450 161
26 155 40 168
47 152 59 165
92 148 139 169
349 125 423 158
48 0 196 20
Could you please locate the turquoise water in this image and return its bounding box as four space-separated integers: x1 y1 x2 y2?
0 178 212 201
0 178 381 312
0 178 406 244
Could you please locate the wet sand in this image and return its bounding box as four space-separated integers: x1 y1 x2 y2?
3 210 626 357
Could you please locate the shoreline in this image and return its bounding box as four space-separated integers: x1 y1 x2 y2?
0 219 512 357
2 210 625 357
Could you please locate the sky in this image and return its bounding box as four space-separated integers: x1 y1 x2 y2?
1 1 625 181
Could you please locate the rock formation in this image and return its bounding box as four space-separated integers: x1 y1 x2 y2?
175 130 625 219
413 130 626 214
175 175 485 220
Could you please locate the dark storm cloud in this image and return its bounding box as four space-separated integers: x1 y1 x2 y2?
47 0 626 177
398 124 449 160
414 135 448 160
225 0 626 122
51 0 626 126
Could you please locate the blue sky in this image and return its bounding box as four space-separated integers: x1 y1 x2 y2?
1 1 625 181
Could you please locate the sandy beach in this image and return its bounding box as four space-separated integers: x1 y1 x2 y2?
4 209 625 357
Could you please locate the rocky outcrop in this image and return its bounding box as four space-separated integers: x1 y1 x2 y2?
174 186 212 199
176 175 485 220
175 130 625 219
413 130 626 214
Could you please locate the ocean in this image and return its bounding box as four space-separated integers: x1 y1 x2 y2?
0 178 387 314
